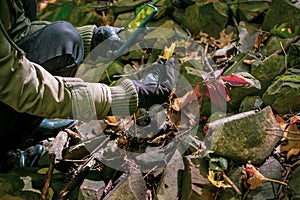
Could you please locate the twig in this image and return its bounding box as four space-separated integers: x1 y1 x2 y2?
143 165 158 179
222 172 242 196
40 153 56 200
265 128 300 135
59 167 90 200
272 35 300 56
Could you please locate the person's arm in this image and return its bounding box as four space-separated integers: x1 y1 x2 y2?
0 23 138 121
0 50 138 122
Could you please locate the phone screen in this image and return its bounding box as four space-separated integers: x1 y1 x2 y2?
112 4 157 56
123 4 157 32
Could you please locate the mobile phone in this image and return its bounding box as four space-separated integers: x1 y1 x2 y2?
111 4 158 57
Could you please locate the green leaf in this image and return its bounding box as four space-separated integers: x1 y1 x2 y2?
185 67 205 78
209 157 228 171
270 23 297 38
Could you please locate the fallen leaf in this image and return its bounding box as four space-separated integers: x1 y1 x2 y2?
37 167 61 175
20 176 41 194
287 148 300 160
105 116 118 126
280 124 300 153
162 42 176 62
207 170 232 188
244 163 287 190
289 115 300 125
221 74 250 87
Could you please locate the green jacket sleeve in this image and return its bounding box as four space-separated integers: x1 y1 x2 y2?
0 50 138 121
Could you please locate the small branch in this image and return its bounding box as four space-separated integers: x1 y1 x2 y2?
265 128 300 135
59 167 90 200
272 35 300 56
40 153 56 200
222 172 242 196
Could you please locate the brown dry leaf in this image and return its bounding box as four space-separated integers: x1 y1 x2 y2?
275 115 289 141
171 98 181 112
287 148 300 160
216 30 234 49
245 164 287 190
280 124 300 152
105 116 118 126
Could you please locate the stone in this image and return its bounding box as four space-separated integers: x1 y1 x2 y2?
154 0 174 19
218 167 243 200
262 36 291 56
288 40 300 69
237 21 260 53
262 0 300 35
178 2 229 38
181 155 216 200
204 106 281 164
289 165 300 200
239 96 263 112
245 157 282 200
236 1 269 22
111 0 149 14
262 74 300 114
105 170 147 200
251 54 285 93
156 150 184 200
226 72 261 112
78 179 105 200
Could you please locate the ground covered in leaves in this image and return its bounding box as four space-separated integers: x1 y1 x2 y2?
1 0 300 199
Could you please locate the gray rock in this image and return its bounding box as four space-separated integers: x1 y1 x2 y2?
111 0 149 14
290 165 300 200
204 106 281 164
237 21 260 54
262 74 300 114
78 179 105 200
245 157 282 200
181 155 216 200
262 0 300 35
251 54 285 93
288 40 300 69
262 36 291 56
218 167 243 200
239 96 263 112
156 150 184 200
104 170 147 200
236 1 269 22
178 2 229 38
154 0 174 19
227 72 261 112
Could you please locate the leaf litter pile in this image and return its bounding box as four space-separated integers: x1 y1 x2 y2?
23 22 300 200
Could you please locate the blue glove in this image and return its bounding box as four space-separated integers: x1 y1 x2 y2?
133 57 175 108
91 26 123 57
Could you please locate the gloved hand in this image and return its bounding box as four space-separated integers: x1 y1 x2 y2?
91 26 123 57
90 26 150 58
133 57 176 108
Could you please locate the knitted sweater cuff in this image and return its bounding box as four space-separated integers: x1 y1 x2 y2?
76 25 97 59
110 79 138 116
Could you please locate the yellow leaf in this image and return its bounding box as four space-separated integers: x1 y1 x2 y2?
207 170 232 188
162 42 176 61
37 167 61 175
